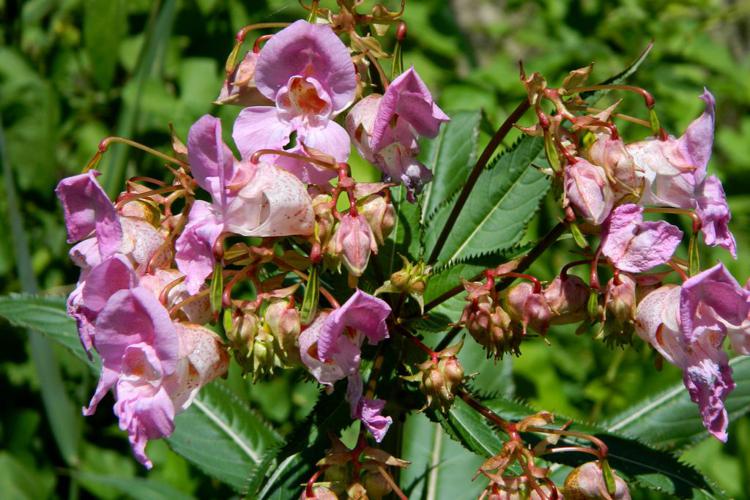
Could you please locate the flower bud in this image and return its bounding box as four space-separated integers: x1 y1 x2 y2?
345 94 381 163
215 51 270 107
564 461 630 499
362 470 391 499
419 345 464 412
504 282 553 335
564 159 615 225
358 194 395 246
313 194 335 246
544 275 589 325
251 329 277 379
264 300 302 365
227 311 259 373
602 274 637 345
385 257 431 295
461 284 521 358
329 213 377 277
323 464 350 497
301 485 338 500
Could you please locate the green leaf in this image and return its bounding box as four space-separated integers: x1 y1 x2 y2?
73 472 194 500
167 381 283 495
420 110 482 221
581 41 654 104
606 356 750 450
441 395 720 498
401 413 485 499
0 451 56 500
84 0 126 89
0 294 99 371
424 136 550 267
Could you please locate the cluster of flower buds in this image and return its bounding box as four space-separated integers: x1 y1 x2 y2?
57 5 449 470
500 65 750 442
460 267 588 358
414 341 465 412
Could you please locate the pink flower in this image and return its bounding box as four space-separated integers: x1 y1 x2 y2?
56 170 123 258
232 20 356 184
299 291 392 440
601 204 683 273
346 68 449 198
635 263 749 441
627 90 736 256
505 282 553 334
84 285 227 467
586 132 643 199
564 158 615 225
176 115 314 293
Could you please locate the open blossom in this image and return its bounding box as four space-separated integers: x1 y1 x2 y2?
232 20 356 184
176 114 314 293
80 258 227 467
564 158 614 225
346 67 449 198
601 204 683 273
299 290 392 441
635 263 749 440
627 89 736 256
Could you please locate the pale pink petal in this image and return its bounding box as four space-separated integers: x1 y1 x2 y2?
273 146 337 185
682 342 733 442
56 170 123 257
680 263 749 343
299 119 351 163
371 67 449 151
232 106 293 160
81 255 138 315
83 366 119 416
299 313 361 387
601 204 682 273
224 163 314 237
564 159 614 225
95 287 180 375
356 398 392 443
188 115 236 203
674 89 715 180
175 201 225 295
254 20 356 113
317 290 390 360
696 176 736 257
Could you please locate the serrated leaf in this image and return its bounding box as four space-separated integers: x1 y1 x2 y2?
0 294 99 370
420 110 482 221
167 381 283 495
442 395 719 498
423 242 534 306
606 356 750 450
424 136 550 266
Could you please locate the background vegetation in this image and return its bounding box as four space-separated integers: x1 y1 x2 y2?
1 0 749 498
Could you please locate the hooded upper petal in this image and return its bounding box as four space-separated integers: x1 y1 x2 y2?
317 290 391 360
254 20 356 114
188 115 237 204
672 89 715 181
175 201 225 295
601 204 682 273
679 263 749 344
371 67 449 151
56 170 123 258
299 312 362 387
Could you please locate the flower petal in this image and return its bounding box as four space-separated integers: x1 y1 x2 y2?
232 106 293 160
317 290 390 360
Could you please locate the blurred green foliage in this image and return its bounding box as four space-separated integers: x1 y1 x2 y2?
1 0 749 497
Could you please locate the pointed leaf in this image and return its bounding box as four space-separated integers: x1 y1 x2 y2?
167 381 283 495
420 110 482 221
74 472 194 500
424 136 550 266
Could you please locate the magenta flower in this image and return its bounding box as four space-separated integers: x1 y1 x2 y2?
564 158 615 225
627 90 736 256
176 114 314 293
601 204 683 273
635 263 749 440
346 67 449 198
232 20 356 184
299 290 392 440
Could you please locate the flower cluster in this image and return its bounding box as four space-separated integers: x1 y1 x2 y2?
56 12 447 468
460 67 748 442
